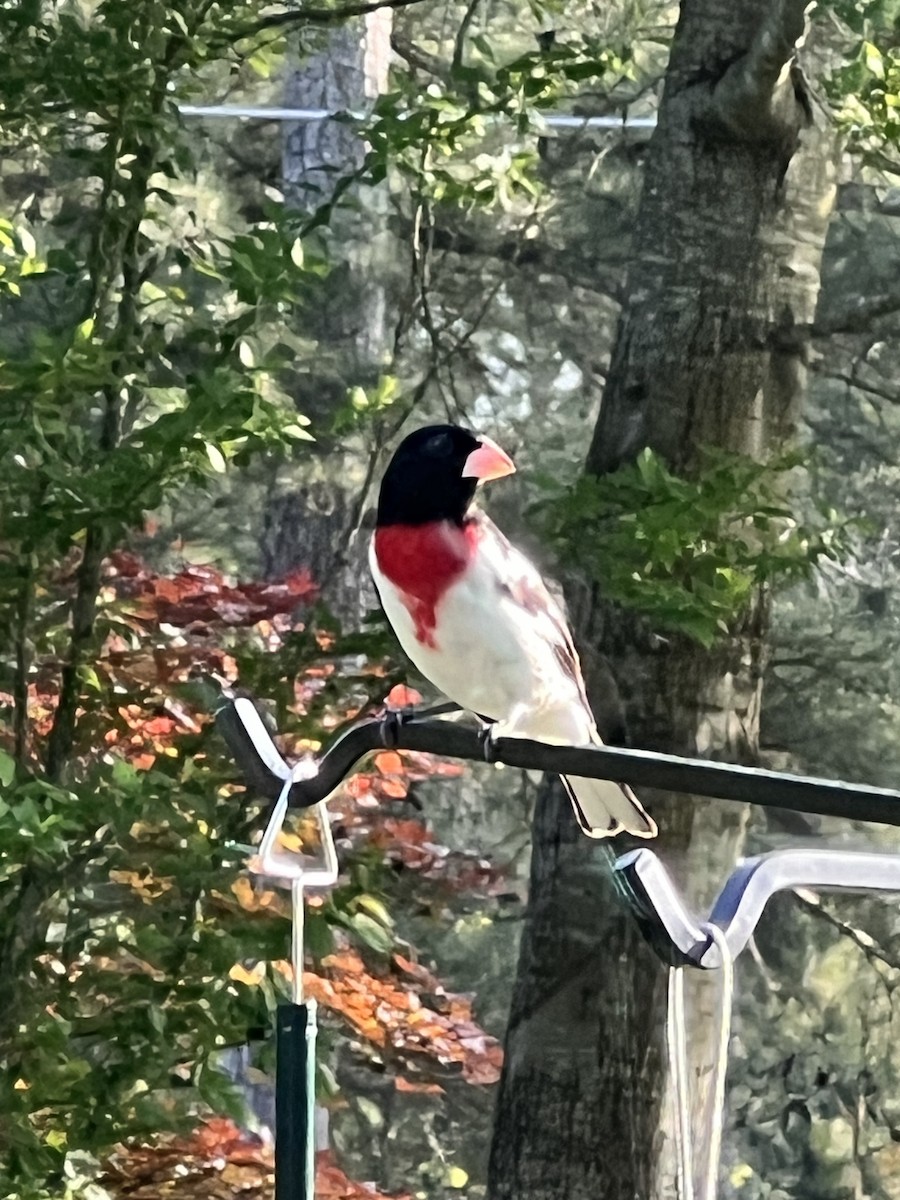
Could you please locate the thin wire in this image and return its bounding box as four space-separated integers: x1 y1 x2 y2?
667 964 694 1200
702 925 734 1200
666 925 735 1200
177 103 657 129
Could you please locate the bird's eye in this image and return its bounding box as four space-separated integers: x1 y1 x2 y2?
424 432 453 458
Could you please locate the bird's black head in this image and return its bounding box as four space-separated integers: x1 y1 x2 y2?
375 424 515 526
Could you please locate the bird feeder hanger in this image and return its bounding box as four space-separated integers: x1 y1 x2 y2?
219 695 900 1200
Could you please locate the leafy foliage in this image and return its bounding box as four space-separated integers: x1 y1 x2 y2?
5 0 900 1196
0 0 323 1186
362 38 633 209
535 449 858 646
0 2 509 1196
828 38 900 157
823 0 900 169
0 541 504 1197
303 950 503 1086
98 1116 411 1199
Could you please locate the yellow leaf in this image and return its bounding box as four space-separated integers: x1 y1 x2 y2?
730 1164 753 1188
229 962 266 986
445 1166 468 1188
277 831 304 852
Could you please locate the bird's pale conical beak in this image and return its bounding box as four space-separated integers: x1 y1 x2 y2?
461 436 516 482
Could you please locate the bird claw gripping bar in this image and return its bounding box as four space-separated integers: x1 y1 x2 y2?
216 694 900 967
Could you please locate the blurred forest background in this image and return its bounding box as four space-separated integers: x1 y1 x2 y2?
3 0 900 1198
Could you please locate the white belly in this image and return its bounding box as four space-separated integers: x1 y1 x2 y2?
369 538 592 739
376 569 527 718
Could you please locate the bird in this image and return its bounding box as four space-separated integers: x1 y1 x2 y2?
368 423 657 840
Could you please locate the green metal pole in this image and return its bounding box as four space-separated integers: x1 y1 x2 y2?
275 999 317 1200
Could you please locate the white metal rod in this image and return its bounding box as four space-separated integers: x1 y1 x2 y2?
177 103 657 129
291 879 305 1004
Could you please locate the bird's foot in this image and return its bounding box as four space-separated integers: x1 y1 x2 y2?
481 704 532 762
381 695 463 747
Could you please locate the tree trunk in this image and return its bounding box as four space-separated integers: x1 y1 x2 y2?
488 2 839 1197
261 15 392 622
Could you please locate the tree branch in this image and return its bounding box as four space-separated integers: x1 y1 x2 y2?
13 556 34 768
45 94 167 782
813 291 900 335
709 0 814 140
814 368 900 406
390 31 448 78
793 888 900 979
451 0 480 71
242 0 432 35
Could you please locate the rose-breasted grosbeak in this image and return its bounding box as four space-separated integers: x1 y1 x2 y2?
369 424 656 839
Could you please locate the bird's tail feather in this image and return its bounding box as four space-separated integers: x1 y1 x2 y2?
561 774 657 839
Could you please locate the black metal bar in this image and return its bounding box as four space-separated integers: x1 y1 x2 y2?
275 1002 316 1200
216 698 900 828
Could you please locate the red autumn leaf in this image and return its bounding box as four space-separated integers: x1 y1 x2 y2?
106 552 316 629
345 775 373 799
369 820 424 848
316 1150 411 1199
189 1117 249 1158
139 716 177 737
106 550 144 578
385 684 422 709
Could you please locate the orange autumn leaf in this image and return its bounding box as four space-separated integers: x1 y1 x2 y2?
302 951 502 1085
229 877 285 915
140 715 177 737
345 774 373 799
394 1076 444 1095
378 778 408 799
374 751 403 775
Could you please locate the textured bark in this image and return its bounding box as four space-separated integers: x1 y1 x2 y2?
489 3 838 1198
283 14 390 213
282 12 391 370
263 16 392 621
489 778 670 1200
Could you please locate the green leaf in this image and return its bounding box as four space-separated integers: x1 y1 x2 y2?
0 750 15 788
355 893 394 928
349 912 394 954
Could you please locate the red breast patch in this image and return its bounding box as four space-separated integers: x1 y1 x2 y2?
374 521 478 648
